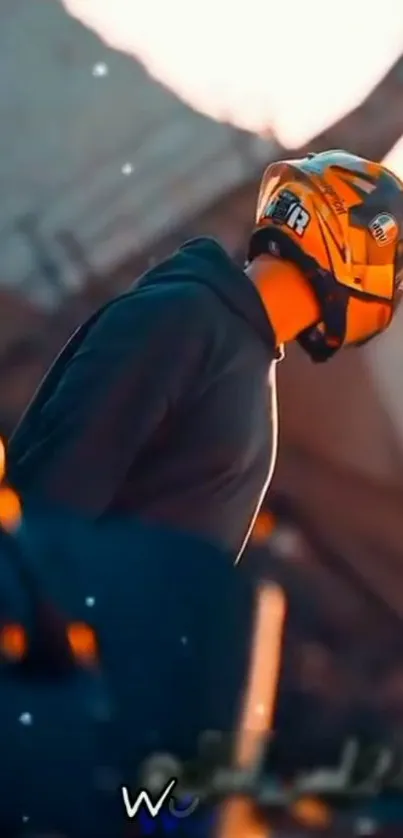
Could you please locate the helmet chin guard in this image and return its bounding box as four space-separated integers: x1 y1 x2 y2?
248 225 349 362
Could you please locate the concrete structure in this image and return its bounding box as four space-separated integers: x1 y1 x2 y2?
0 0 272 301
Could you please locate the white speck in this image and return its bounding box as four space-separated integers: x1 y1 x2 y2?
92 62 108 77
121 163 134 176
355 818 377 835
22 815 29 823
85 596 95 607
255 704 265 716
19 712 32 726
268 240 280 257
180 636 188 646
270 526 302 557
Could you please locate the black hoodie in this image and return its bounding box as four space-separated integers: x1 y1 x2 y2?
8 238 278 557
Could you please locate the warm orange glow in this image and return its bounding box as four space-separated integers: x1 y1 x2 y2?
237 585 286 759
67 622 98 663
251 510 276 543
292 797 332 828
0 438 6 483
218 584 287 837
0 623 27 660
0 487 22 532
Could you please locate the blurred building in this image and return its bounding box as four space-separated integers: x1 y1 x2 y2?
1 0 403 664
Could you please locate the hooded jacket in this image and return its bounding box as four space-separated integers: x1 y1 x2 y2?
8 238 278 557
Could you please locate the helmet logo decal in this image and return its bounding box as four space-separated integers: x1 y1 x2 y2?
369 213 398 247
320 183 346 215
264 189 310 238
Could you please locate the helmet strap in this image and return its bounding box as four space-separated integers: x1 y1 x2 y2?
248 226 349 362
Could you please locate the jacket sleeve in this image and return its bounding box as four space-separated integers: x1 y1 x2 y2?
16 284 206 516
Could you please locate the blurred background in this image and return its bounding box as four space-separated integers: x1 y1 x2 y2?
2 1 403 834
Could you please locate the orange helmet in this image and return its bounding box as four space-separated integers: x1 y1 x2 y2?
248 150 403 361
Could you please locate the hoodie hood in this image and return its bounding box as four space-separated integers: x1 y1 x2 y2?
136 237 276 353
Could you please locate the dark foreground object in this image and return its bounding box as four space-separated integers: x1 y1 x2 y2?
0 513 257 838
2 514 403 838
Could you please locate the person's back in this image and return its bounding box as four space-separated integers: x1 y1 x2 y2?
4 149 403 838
8 237 277 555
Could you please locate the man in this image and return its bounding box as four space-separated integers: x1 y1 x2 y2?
8 150 403 559
3 151 403 838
